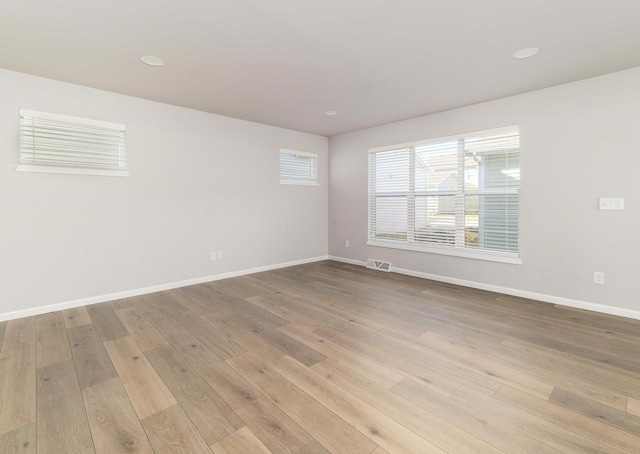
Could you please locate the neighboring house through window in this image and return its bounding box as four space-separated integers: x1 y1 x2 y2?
368 126 520 263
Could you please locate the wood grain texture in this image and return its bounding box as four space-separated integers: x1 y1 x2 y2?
109 298 135 311
0 345 36 435
314 325 469 397
496 384 640 453
232 314 326 367
0 424 35 454
371 447 391 454
115 307 168 352
143 309 207 356
133 292 187 316
280 323 404 389
549 387 640 436
1 260 639 453
272 355 446 454
451 384 614 453
145 345 243 445
62 306 92 329
296 440 331 454
188 350 312 453
173 310 246 359
141 405 212 454
1 317 35 352
36 360 94 453
247 295 323 330
35 312 71 368
392 377 561 453
87 303 129 342
227 352 377 454
82 378 154 454
311 358 500 454
67 324 118 389
0 321 7 352
103 336 177 419
211 426 271 454
203 314 286 363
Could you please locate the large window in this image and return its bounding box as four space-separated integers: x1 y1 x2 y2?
368 126 520 263
18 109 127 176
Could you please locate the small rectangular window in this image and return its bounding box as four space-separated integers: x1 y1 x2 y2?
18 109 128 176
279 149 318 186
368 126 520 263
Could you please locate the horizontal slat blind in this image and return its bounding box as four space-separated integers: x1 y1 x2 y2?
19 109 126 171
369 148 409 240
280 149 318 185
369 126 520 257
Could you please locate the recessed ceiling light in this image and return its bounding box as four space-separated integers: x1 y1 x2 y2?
512 47 540 60
140 55 165 67
324 110 338 116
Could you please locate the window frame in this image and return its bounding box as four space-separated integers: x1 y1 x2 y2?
279 149 319 186
367 126 521 265
17 109 128 177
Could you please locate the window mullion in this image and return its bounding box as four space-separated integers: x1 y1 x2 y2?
455 139 465 247
407 147 416 244
369 153 377 240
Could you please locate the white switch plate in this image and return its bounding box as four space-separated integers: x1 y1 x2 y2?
344 240 350 248
209 252 217 262
593 271 605 285
216 251 223 260
599 198 624 210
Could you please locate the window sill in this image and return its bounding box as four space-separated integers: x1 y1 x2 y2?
17 164 129 177
280 180 319 186
367 239 522 265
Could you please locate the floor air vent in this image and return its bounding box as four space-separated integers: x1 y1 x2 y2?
366 259 391 272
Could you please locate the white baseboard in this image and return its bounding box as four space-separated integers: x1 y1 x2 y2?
328 255 640 321
0 255 330 322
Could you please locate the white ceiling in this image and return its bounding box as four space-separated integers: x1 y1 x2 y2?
2 1 640 136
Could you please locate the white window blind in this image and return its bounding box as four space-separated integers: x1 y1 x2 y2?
18 109 128 176
280 149 318 185
368 126 520 262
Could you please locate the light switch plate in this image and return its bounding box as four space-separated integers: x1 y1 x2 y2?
599 198 624 210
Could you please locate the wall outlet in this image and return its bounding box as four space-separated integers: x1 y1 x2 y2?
209 252 217 262
344 240 350 248
216 250 223 260
593 271 605 285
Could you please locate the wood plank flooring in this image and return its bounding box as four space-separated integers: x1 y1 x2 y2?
1 260 640 453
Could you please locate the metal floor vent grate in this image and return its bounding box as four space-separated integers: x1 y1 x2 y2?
366 259 391 272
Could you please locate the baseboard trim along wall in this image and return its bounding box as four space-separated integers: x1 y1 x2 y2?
329 256 640 321
5 254 638 322
0 255 330 322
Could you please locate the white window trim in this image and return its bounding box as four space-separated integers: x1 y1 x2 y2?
16 164 129 177
18 109 128 177
367 125 521 264
19 109 126 131
279 148 318 186
279 179 319 186
367 239 523 264
369 125 518 153
280 149 317 158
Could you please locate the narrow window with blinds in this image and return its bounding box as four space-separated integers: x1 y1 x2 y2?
280 149 318 186
18 109 128 176
368 126 520 263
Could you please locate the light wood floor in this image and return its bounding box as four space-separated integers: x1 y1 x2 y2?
1 260 640 453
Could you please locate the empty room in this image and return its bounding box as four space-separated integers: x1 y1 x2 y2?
1 1 639 453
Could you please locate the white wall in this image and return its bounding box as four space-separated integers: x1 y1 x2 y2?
0 68 328 317
329 67 640 314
